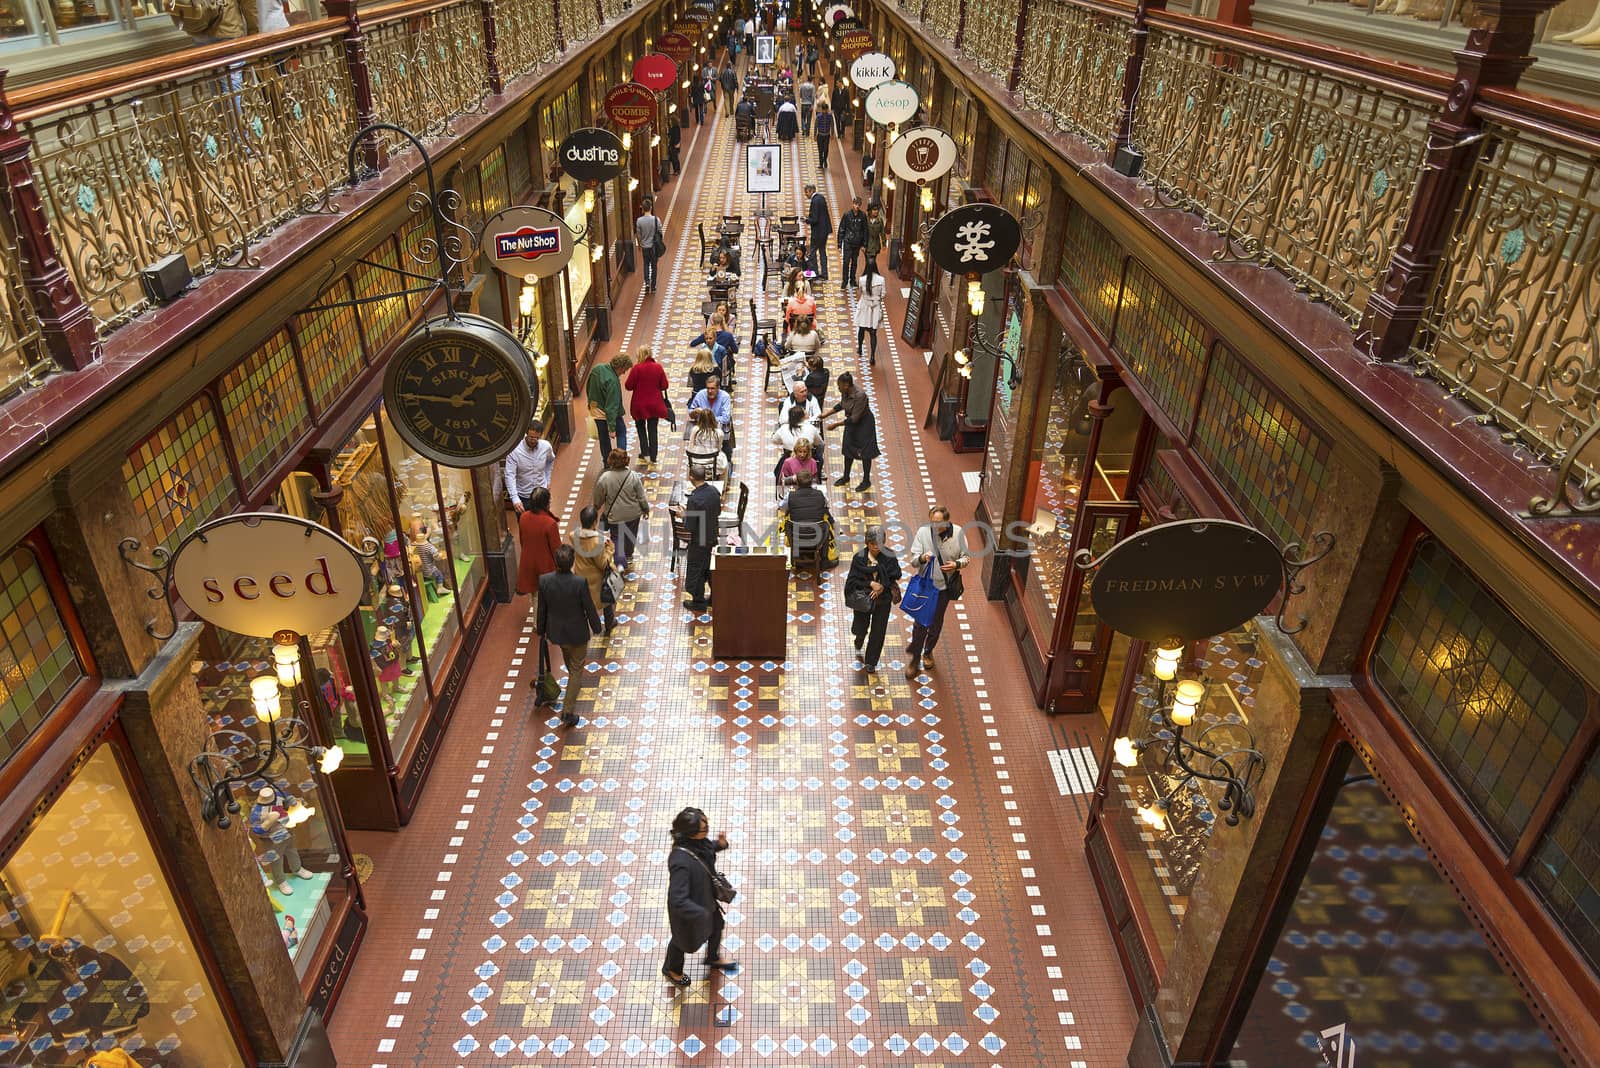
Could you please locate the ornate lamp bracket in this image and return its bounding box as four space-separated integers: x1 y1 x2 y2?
1276 530 1336 635
117 537 177 640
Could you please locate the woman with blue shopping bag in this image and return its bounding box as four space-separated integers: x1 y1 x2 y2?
903 505 970 677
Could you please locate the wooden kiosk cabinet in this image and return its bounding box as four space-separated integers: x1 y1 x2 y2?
710 546 788 660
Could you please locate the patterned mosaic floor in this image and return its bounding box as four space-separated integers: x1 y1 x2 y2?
327 65 1139 1066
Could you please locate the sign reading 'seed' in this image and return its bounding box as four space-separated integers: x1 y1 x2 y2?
557 127 628 182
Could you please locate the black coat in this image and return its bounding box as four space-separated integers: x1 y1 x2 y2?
838 209 867 250
776 107 798 141
782 486 831 549
808 192 831 239
845 547 902 611
536 571 601 646
685 482 722 552
667 838 726 952
831 85 851 127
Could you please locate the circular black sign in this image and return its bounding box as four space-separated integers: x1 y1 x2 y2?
557 127 628 182
1086 520 1283 643
929 202 1022 276
382 313 535 467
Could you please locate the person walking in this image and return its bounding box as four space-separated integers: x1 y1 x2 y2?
667 121 682 176
837 195 867 289
847 525 901 672
593 448 650 573
905 505 971 675
862 201 886 277
690 71 708 125
823 372 878 492
587 352 632 459
536 544 602 726
682 467 722 610
855 258 886 366
805 182 831 281
571 506 616 636
625 344 670 463
804 37 819 78
830 80 852 135
505 421 555 513
515 487 561 612
720 63 738 116
797 75 815 136
636 196 663 294
813 99 835 173
662 806 736 986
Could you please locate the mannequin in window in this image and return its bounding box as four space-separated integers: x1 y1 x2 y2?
370 624 402 708
249 786 314 894
379 584 419 669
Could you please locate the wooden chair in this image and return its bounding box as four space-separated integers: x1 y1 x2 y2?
698 221 716 267
718 481 750 542
778 214 798 229
668 507 692 573
786 520 826 583
749 298 778 352
708 282 733 308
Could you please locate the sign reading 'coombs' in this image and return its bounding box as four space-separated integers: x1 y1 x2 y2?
1086 520 1284 643
604 82 657 131
171 514 368 638
557 127 628 182
480 205 573 279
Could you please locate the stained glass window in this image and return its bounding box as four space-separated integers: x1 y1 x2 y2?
293 278 364 414
0 544 83 767
1058 204 1123 336
985 132 1007 197
123 395 239 551
352 237 410 355
1191 343 1330 548
218 329 311 491
1372 538 1586 849
1530 748 1600 973
1112 261 1207 434
481 145 511 216
507 126 533 198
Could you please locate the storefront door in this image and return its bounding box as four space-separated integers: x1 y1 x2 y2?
1044 500 1140 713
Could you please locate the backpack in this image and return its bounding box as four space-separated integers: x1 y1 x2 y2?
168 0 222 35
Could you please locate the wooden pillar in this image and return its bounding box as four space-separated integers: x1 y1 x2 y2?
554 0 567 53
1007 0 1029 91
325 0 386 173
1112 0 1165 165
0 72 97 372
1361 0 1557 362
479 0 504 94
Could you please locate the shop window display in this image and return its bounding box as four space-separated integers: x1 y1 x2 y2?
0 746 245 1067
562 198 593 333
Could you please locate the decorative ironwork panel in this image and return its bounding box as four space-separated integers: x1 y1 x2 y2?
292 278 364 414
454 163 486 245
1017 1 1126 149
926 0 960 43
1192 343 1331 548
122 394 239 551
0 543 84 768
985 132 1007 196
218 328 311 490
481 144 511 216
1132 29 1427 324
367 2 491 146
507 126 533 197
24 38 357 333
351 236 410 355
1412 122 1600 495
1112 260 1207 433
563 0 600 46
960 0 1019 79
0 224 48 399
1530 746 1600 973
601 0 627 21
497 0 559 80
1372 537 1587 850
1058 202 1124 337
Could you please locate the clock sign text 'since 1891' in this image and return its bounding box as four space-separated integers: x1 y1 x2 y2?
382 313 535 467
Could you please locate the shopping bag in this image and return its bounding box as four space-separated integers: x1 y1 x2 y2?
533 637 561 706
900 560 940 628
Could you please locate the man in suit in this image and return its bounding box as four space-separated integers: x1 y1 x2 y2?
536 544 602 727
805 182 831 281
720 64 738 116
682 468 722 611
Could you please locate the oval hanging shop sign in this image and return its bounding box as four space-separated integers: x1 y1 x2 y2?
839 28 875 62
1086 520 1283 643
849 51 895 90
634 52 678 92
826 4 854 25
171 514 369 638
888 125 957 182
604 82 657 130
480 205 574 279
557 127 628 181
657 32 694 66
864 79 918 125
928 201 1022 275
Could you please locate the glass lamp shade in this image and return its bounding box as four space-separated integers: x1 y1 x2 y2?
283 800 315 828
621 132 632 150
582 187 596 214
1171 679 1205 726
920 186 934 212
1113 736 1139 768
250 675 282 722
318 745 345 774
591 242 605 262
1136 803 1168 832
272 638 301 688
1151 639 1182 682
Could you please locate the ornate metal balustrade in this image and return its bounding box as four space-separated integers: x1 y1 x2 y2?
926 0 961 45
1016 0 1128 148
17 29 358 333
366 0 491 146
1134 25 1435 324
1413 114 1600 505
563 0 601 48
0 228 48 399
960 0 1021 79
601 0 630 22
496 0 560 83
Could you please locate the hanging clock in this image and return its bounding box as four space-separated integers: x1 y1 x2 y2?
382 313 535 467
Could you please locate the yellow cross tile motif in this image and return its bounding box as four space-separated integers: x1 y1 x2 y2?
755 868 836 926
498 961 587 1027
750 958 839 1026
625 978 711 1027
867 869 948 925
856 728 923 772
860 793 936 844
559 733 624 776
876 958 964 1027
541 796 617 845
521 872 603 926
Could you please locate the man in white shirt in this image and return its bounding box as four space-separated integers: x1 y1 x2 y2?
776 380 821 425
505 420 556 514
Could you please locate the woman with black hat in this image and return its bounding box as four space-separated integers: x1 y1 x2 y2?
662 807 738 987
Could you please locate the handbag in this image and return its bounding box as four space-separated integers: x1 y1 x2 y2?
601 567 624 605
533 637 561 706
654 231 667 257
900 559 941 628
845 586 875 613
945 567 964 599
664 392 677 430
680 847 737 904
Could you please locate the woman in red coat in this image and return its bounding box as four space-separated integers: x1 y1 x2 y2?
624 344 671 464
516 487 562 607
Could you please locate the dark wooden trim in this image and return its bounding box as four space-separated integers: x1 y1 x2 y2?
305 886 368 1018
396 584 493 814
1509 703 1599 874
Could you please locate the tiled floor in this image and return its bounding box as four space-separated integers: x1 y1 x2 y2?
328 65 1138 1067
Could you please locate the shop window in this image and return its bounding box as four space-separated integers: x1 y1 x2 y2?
1112 262 1207 435
1229 754 1562 1066
0 545 84 768
0 745 246 1067
1371 538 1585 850
434 461 485 613
218 330 311 492
1191 343 1330 550
507 127 533 198
122 395 238 552
291 279 364 415
351 238 410 356
1529 746 1600 973
1057 205 1122 337
562 198 593 332
984 133 1006 197
481 145 511 217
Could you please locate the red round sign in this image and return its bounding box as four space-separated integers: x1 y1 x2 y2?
657 32 694 66
604 82 656 131
633 53 677 93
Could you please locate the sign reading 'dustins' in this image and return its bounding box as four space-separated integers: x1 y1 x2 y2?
557 127 628 181
604 82 657 130
480 206 574 279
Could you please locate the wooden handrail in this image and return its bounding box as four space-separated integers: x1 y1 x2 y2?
361 0 476 29
1477 85 1600 150
8 19 347 121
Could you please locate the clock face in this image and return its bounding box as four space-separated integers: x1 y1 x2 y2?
383 316 534 467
